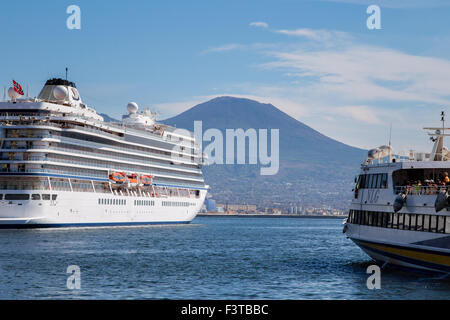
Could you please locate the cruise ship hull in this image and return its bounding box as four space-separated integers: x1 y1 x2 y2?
0 189 207 229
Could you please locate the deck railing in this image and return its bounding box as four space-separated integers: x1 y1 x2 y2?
394 185 448 195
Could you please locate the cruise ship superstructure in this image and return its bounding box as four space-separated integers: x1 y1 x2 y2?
344 117 450 273
0 78 207 228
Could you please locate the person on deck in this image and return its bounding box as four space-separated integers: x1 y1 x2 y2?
444 172 450 185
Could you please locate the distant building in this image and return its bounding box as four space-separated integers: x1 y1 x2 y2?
216 203 257 214
205 198 217 212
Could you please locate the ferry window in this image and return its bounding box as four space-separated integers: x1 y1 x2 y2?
398 213 405 230
392 213 399 229
404 214 411 230
363 211 368 225
42 194 50 200
445 217 450 234
438 216 446 233
409 214 417 231
423 215 430 232
381 212 389 228
416 215 424 231
5 194 30 200
52 195 57 200
377 212 383 227
430 215 437 233
359 175 366 189
381 174 388 189
0 194 2 200
367 175 373 189
374 174 379 188
32 194 41 200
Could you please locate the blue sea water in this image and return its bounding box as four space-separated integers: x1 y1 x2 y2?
0 216 449 299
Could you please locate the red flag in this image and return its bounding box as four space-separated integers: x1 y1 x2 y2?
12 80 24 96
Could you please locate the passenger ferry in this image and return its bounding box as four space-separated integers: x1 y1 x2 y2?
0 78 207 228
344 115 450 273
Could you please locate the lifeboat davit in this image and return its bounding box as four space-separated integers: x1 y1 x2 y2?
109 172 125 183
141 175 153 186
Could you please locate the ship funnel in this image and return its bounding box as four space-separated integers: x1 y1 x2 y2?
37 78 82 106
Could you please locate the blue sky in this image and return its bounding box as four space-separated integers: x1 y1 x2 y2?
1 0 450 152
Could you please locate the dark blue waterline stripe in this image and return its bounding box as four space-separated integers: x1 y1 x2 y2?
353 239 450 273
0 220 191 229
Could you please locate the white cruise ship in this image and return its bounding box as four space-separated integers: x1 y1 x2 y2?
0 78 208 228
343 115 450 273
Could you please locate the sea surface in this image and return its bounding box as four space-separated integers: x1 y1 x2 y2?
0 216 449 299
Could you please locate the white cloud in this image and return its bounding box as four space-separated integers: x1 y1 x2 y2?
202 44 242 54
261 45 450 106
249 21 269 29
333 106 381 125
275 28 351 43
197 25 450 150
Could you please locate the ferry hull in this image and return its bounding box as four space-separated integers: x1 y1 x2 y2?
346 224 450 273
352 238 450 273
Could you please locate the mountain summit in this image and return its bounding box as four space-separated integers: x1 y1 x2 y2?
163 96 366 208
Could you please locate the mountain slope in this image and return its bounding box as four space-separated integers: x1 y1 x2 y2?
163 96 366 209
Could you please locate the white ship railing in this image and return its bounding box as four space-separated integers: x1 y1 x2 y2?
394 185 448 195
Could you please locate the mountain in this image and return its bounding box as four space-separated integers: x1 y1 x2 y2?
163 96 366 209
99 113 120 123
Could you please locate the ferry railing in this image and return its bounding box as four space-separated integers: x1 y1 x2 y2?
394 185 448 195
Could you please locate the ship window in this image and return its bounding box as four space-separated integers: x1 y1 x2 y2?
367 174 373 189
381 212 389 228
438 216 446 233
416 215 423 231
391 213 398 228
445 217 450 234
373 174 379 189
32 194 41 200
5 194 30 200
362 175 368 188
377 212 383 227
430 215 438 233
381 173 388 188
409 214 417 231
404 214 411 230
0 194 2 200
423 215 430 232
52 195 57 200
42 194 50 200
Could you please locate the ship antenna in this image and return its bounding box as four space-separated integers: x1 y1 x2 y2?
65 67 68 81
388 122 392 162
2 87 5 102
